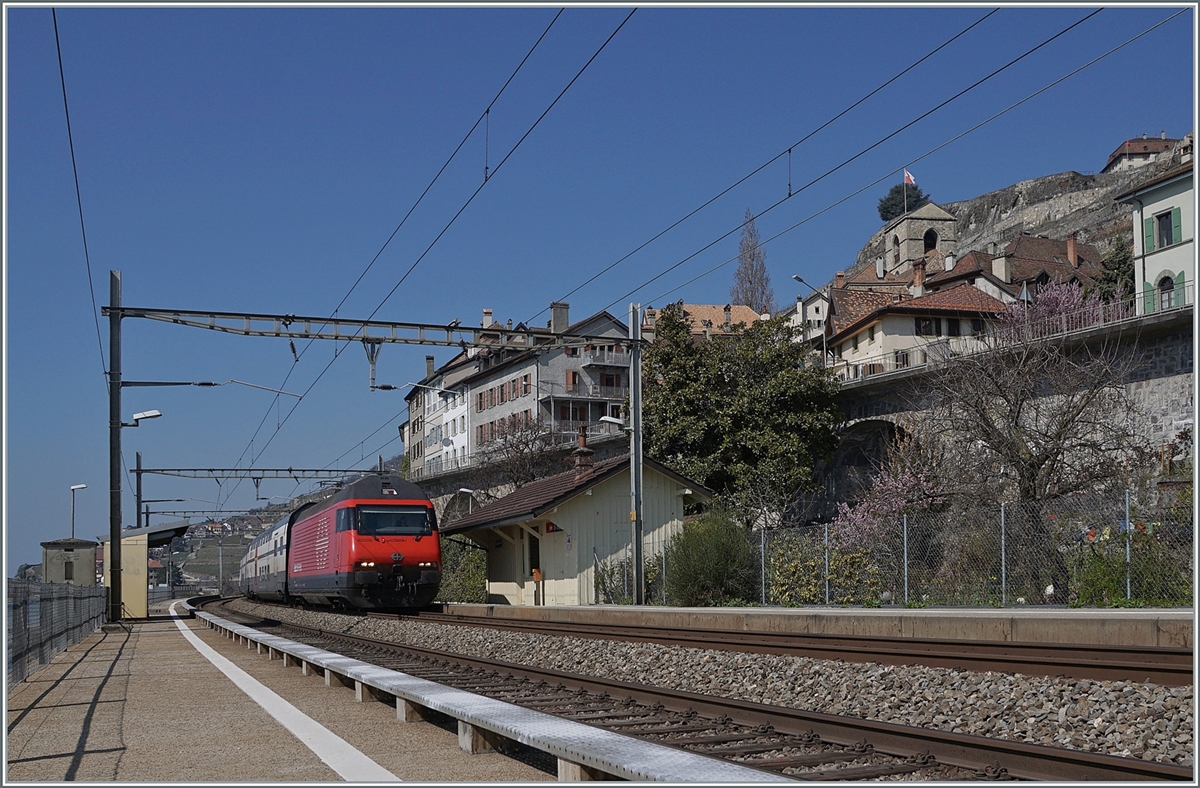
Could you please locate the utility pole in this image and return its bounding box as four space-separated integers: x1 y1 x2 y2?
629 303 644 605
108 271 123 623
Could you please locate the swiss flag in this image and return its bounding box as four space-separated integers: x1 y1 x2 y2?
904 169 915 185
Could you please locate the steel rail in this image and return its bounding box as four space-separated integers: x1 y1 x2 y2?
397 611 1194 687
212 603 1189 783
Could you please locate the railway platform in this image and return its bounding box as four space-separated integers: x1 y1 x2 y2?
4 598 551 783
439 602 1194 649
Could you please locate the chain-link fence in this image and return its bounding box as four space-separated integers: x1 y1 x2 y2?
614 491 1192 608
757 492 1193 608
7 581 108 685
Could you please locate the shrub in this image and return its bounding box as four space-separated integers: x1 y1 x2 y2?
664 511 757 606
434 538 487 604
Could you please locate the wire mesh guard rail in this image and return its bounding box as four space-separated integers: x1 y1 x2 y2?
594 491 1193 608
6 581 108 685
761 491 1193 608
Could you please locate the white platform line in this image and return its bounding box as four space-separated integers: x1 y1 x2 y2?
169 603 399 782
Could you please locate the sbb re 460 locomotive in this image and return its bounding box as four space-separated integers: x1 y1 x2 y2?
238 474 440 609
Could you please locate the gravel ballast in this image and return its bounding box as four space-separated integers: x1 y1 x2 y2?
227 600 1194 768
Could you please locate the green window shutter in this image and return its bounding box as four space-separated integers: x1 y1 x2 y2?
1171 207 1182 246
1175 270 1186 287
1144 281 1156 313
1144 217 1155 252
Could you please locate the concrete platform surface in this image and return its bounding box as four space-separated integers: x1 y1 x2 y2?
5 599 551 783
440 603 1195 649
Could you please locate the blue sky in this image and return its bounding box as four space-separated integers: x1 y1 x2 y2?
5 5 1195 574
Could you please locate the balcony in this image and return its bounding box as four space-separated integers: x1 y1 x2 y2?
581 348 631 367
539 382 628 401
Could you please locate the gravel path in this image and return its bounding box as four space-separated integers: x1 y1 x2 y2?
227 600 1194 768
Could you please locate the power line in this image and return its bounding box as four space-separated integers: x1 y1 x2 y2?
226 9 637 493
596 8 1104 313
637 9 1188 310
529 8 1000 326
52 8 106 379
221 9 568 500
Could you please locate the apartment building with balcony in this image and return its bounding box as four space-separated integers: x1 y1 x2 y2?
1115 154 1193 316
403 303 630 482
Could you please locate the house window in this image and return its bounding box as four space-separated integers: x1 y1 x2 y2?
971 318 985 336
1157 211 1177 248
64 561 74 581
522 374 531 395
566 370 581 392
851 334 859 351
868 325 875 343
1159 276 1177 310
946 318 961 337
915 317 936 336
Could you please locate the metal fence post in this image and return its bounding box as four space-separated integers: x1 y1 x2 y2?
760 529 766 606
823 523 830 606
1000 502 1007 606
903 514 909 606
1125 489 1132 600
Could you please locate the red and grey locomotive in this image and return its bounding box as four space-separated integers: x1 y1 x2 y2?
238 474 440 609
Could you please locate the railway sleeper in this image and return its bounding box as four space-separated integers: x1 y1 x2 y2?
747 746 871 770
701 739 819 756
800 761 924 781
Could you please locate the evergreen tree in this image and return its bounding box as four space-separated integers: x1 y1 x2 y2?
643 302 841 523
730 209 776 314
1092 235 1135 301
877 182 931 223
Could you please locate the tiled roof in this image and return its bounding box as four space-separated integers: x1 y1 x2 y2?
845 262 909 287
925 250 992 284
829 289 895 335
1001 235 1101 289
896 283 1007 312
442 454 710 534
681 304 765 334
1104 137 1177 170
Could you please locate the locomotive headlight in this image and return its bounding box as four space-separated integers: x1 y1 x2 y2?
358 561 375 568
418 561 439 570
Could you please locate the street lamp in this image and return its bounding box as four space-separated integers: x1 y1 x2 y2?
457 488 475 514
121 409 162 427
792 275 829 366
70 484 87 540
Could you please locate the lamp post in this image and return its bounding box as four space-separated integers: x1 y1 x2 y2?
70 484 87 540
457 488 475 514
600 302 645 611
792 275 828 366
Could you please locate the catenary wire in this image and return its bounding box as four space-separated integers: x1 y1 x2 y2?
636 9 1188 311
216 10 567 505
595 8 1103 313
527 8 1000 326
52 9 107 378
220 9 637 507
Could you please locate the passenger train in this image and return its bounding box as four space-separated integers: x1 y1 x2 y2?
238 474 440 609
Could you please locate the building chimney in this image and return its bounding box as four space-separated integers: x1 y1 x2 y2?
992 253 1010 283
482 308 493 327
1143 132 1148 140
425 355 435 377
572 427 595 478
944 251 955 273
987 241 996 256
507 319 513 330
1067 233 1078 268
702 319 712 340
723 304 732 331
1162 130 1167 140
550 302 569 334
835 271 845 288
910 258 926 297
876 256 884 279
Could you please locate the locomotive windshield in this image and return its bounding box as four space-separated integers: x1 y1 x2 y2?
357 506 434 536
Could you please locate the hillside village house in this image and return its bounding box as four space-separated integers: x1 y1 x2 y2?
442 444 711 606
805 201 1109 380
1115 157 1194 316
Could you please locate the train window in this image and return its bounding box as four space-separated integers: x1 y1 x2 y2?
336 509 354 532
357 506 433 536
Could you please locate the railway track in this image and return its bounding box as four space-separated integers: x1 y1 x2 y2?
384 610 1193 687
205 599 1192 781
